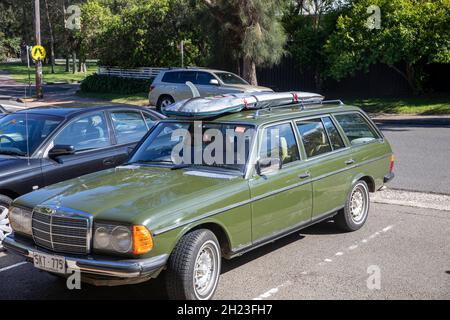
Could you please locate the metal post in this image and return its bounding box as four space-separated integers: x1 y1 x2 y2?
34 0 43 99
180 40 184 68
27 46 31 98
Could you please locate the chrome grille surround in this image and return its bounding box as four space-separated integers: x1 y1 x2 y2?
31 205 93 255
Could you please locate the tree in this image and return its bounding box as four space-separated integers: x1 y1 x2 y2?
201 0 287 85
283 0 347 90
324 0 450 93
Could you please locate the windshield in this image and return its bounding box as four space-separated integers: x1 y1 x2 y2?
0 113 62 156
129 121 256 174
214 72 248 85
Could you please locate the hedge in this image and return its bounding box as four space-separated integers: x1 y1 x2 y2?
80 74 153 94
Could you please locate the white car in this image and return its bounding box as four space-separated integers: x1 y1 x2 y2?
148 68 273 110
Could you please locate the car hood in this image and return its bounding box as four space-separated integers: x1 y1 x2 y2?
222 84 273 92
15 165 249 230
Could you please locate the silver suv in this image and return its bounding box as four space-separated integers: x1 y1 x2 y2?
149 68 273 110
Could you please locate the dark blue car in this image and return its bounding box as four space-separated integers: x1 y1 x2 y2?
0 105 164 248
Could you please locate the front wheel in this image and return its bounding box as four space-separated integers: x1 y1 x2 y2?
0 195 13 251
165 229 221 300
335 181 370 232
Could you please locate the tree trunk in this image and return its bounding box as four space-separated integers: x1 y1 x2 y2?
65 55 69 72
389 63 420 94
243 57 258 86
43 0 55 73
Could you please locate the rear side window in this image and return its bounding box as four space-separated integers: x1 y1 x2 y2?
334 113 379 145
322 116 345 150
260 123 300 165
111 111 148 144
161 72 180 83
297 119 332 158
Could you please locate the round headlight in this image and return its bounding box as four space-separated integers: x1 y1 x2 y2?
94 227 110 249
111 226 132 253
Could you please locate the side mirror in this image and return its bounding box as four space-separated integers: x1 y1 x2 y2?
48 145 75 160
256 157 282 176
209 79 220 86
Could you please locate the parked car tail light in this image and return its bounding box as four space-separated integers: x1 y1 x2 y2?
389 154 395 172
133 225 153 255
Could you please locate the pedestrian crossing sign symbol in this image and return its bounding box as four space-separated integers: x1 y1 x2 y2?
31 45 46 61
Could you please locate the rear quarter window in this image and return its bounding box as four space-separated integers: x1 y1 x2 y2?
334 113 380 146
161 72 180 83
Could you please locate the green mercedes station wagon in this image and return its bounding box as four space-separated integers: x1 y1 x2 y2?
4 97 394 300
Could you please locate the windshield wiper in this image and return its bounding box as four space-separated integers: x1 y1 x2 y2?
0 149 27 156
127 159 173 165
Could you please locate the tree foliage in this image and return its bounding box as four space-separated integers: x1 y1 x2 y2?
324 0 450 92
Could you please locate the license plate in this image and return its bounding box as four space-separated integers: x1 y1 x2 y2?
33 252 66 274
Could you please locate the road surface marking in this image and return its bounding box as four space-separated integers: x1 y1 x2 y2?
348 244 358 250
324 259 333 262
335 252 344 256
252 281 292 300
0 252 7 258
0 261 27 273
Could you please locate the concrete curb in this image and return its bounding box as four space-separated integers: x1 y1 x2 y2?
369 114 450 126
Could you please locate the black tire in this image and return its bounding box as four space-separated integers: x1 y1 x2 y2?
335 180 370 232
0 194 13 250
165 229 221 300
156 95 174 112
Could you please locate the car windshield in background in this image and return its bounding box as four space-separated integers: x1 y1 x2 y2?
129 121 255 173
0 114 62 156
214 72 248 85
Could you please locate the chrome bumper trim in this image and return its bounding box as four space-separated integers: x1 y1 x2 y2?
3 235 168 279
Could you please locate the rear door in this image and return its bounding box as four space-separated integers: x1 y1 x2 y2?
333 112 389 189
108 109 156 165
295 116 353 218
249 121 313 241
41 111 118 186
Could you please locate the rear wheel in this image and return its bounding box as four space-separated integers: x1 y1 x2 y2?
0 195 13 251
165 229 221 300
156 95 174 112
335 181 370 232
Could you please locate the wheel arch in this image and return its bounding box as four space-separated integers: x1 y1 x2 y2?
0 189 19 202
171 220 233 258
351 174 376 192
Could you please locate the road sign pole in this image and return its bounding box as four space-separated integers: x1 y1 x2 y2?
34 0 43 99
27 46 31 98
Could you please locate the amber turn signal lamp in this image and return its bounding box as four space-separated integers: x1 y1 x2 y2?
389 154 395 173
133 225 153 255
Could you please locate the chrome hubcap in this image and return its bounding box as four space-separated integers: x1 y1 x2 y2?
0 205 12 249
193 241 219 298
350 186 366 223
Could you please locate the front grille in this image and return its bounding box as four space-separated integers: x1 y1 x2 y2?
31 207 91 255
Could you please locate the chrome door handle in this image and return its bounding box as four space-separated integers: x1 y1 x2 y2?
299 172 311 179
345 159 355 165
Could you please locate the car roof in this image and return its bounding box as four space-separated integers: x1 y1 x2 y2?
163 68 232 74
182 103 363 126
14 104 158 118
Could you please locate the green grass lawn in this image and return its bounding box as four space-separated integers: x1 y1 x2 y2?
347 96 450 115
76 91 149 106
0 62 97 84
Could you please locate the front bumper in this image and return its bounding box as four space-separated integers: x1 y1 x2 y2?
3 234 168 282
384 172 395 183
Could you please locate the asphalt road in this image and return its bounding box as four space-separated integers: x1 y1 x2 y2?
0 84 79 99
378 123 450 195
1 202 448 300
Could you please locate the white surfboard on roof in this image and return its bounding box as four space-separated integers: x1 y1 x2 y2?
162 91 324 118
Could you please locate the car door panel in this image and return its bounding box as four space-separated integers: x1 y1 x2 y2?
249 164 313 241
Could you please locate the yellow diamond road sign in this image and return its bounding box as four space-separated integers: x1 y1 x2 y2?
31 45 46 61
